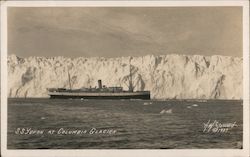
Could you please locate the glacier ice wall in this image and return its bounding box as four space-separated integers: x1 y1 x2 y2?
8 54 242 99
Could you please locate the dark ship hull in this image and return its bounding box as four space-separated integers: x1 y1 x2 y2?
48 91 150 100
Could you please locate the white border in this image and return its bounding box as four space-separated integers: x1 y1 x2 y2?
1 1 249 157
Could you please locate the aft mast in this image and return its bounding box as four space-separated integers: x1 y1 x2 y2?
128 58 134 92
67 69 72 90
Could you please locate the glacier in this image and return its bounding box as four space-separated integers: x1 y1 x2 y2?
7 54 242 99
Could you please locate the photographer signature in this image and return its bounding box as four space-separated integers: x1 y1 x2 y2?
203 120 238 133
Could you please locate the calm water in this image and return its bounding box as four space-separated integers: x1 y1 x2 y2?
8 98 243 149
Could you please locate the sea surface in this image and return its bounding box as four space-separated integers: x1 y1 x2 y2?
8 98 243 149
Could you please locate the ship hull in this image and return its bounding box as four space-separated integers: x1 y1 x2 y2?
48 91 150 100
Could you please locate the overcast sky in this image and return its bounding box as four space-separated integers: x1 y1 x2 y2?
8 7 242 58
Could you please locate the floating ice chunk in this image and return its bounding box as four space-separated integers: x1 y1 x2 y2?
187 106 192 109
165 109 172 114
41 117 46 120
160 109 172 114
160 110 165 114
192 104 198 107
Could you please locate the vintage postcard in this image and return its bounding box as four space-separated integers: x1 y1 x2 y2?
1 1 249 157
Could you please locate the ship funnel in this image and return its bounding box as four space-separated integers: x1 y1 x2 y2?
98 80 102 89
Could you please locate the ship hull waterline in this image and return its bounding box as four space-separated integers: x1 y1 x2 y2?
48 92 150 100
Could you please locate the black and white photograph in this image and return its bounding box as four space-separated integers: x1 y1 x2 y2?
1 1 249 157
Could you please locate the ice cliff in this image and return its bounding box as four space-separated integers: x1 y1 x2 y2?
7 54 242 99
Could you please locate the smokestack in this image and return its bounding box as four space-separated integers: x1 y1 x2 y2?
98 80 102 89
